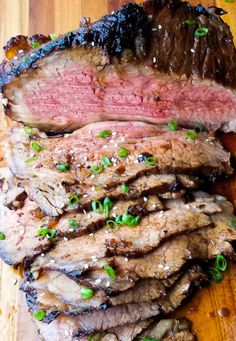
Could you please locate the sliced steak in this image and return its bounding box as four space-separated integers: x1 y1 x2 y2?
6 122 232 216
139 318 196 341
33 266 204 340
21 270 180 321
70 266 206 334
21 270 108 319
1 1 236 133
28 207 213 276
82 318 195 341
0 168 50 266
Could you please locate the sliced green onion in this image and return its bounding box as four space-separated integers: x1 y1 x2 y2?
31 41 40 48
225 0 234 3
207 267 224 283
117 147 129 159
92 201 104 214
0 232 5 240
140 337 159 341
145 156 157 166
23 125 33 135
106 220 119 230
90 164 104 174
101 156 112 167
185 131 198 140
24 156 37 163
22 56 28 63
195 27 208 37
121 183 129 193
215 255 227 272
57 163 69 172
103 197 112 217
121 213 141 227
168 119 179 131
50 33 58 40
194 124 203 133
37 227 56 239
31 141 44 152
184 19 197 25
68 219 79 230
67 193 79 208
88 333 103 341
230 216 236 228
33 310 46 321
104 265 116 280
80 287 94 299
115 215 123 225
97 130 112 138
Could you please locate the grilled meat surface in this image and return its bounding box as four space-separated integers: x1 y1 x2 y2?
6 122 232 216
0 1 236 132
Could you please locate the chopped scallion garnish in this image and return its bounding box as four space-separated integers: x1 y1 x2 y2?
117 147 129 159
230 216 236 228
145 156 157 167
225 0 234 3
50 33 58 40
207 267 224 283
31 41 40 49
140 337 159 341
215 255 227 272
80 287 94 299
194 123 203 133
195 27 208 37
33 310 46 321
57 163 70 172
22 56 29 63
184 19 197 25
103 197 113 217
92 201 104 214
90 164 104 174
168 119 179 131
121 183 129 193
97 130 112 138
23 125 33 135
106 220 119 230
67 193 79 208
24 156 37 163
37 227 56 239
68 219 79 230
31 141 44 152
101 156 112 167
121 213 141 227
88 333 103 341
0 232 5 240
185 131 198 140
104 265 116 280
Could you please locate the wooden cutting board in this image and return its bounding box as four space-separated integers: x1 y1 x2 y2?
0 1 236 340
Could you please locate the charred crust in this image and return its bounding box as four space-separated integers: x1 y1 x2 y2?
1 0 235 90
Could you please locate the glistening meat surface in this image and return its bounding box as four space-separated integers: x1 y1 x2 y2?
1 1 236 132
6 121 232 216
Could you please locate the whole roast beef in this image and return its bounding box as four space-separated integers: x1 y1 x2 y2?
0 0 236 133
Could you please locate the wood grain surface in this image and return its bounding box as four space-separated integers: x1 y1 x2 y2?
0 1 236 340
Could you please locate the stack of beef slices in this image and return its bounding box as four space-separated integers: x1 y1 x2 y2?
0 119 236 340
0 0 236 340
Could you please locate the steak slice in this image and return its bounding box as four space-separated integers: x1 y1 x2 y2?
81 318 195 341
67 266 206 334
0 168 50 266
138 318 196 341
6 122 232 216
21 270 180 321
28 207 213 276
33 266 204 340
1 1 236 133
